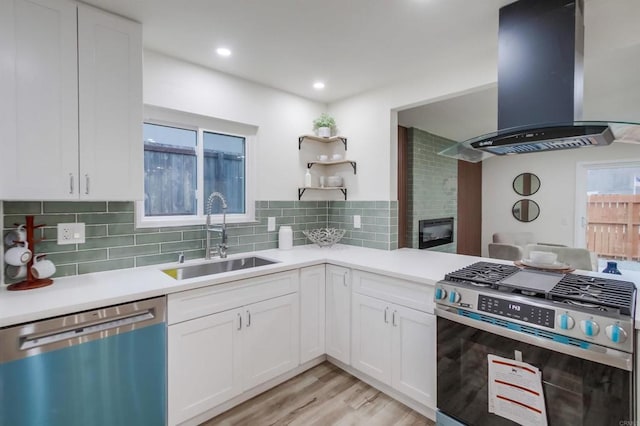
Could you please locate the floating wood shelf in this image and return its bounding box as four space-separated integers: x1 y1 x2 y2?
298 187 347 200
298 135 348 150
306 160 356 174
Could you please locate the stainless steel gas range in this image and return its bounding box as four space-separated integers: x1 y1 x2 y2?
434 261 636 426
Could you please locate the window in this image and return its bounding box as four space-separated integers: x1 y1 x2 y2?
144 123 197 216
203 132 245 214
138 108 255 227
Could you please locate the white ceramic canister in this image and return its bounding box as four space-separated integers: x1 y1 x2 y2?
278 226 293 250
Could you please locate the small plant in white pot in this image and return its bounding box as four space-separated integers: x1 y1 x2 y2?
313 113 336 138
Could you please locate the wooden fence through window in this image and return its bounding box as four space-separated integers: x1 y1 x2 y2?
586 194 640 260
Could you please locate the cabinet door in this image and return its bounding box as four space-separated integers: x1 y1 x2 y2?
300 265 326 363
391 304 436 408
78 4 143 200
325 265 351 364
168 309 242 426
351 293 393 384
242 293 300 390
0 0 78 200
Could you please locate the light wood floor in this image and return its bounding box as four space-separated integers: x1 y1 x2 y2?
201 362 434 426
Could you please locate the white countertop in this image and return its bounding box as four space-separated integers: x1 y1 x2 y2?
1 245 639 329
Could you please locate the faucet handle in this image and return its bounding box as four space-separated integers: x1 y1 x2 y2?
218 243 228 259
178 252 185 263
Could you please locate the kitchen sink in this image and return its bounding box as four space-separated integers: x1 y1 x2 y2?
162 256 278 280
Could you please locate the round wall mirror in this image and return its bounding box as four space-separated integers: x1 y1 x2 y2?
512 199 540 222
513 173 541 196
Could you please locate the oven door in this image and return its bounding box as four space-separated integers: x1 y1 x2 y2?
436 308 633 426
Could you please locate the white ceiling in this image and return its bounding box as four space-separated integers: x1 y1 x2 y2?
397 0 640 141
82 0 640 142
81 0 512 103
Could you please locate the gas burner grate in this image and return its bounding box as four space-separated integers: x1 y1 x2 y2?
549 274 636 316
444 262 519 287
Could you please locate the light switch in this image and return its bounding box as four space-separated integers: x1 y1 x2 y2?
267 217 276 232
354 215 361 229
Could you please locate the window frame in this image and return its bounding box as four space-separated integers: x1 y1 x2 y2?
136 106 256 228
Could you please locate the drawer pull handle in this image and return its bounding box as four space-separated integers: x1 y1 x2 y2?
384 307 389 323
246 310 251 327
237 313 242 330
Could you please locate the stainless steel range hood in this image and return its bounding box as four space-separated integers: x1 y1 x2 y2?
440 0 631 162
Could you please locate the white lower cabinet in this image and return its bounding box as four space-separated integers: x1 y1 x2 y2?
325 265 351 364
351 271 436 409
351 293 393 383
241 294 300 390
299 265 326 363
168 309 242 424
168 271 300 426
391 303 436 406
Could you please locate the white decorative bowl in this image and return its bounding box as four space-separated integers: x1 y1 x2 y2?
529 250 557 265
302 228 346 247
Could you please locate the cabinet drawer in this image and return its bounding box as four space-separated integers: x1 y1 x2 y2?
168 270 299 324
352 270 434 314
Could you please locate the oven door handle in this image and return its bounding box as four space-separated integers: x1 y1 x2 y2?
435 307 633 371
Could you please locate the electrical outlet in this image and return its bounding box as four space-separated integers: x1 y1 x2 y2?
267 217 276 232
57 223 86 245
354 215 361 229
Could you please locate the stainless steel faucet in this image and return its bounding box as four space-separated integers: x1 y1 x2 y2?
205 192 228 259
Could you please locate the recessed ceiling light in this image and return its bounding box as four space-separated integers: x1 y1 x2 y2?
216 47 232 57
313 82 325 90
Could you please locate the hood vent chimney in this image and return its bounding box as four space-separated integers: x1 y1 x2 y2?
440 0 618 162
497 0 583 129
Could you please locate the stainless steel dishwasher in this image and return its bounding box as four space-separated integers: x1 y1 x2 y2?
0 296 167 426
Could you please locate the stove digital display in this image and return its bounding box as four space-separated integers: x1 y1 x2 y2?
478 295 555 328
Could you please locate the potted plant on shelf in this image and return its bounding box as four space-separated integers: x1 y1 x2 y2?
313 113 336 138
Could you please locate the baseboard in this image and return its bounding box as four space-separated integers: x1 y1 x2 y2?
327 356 436 422
179 355 327 426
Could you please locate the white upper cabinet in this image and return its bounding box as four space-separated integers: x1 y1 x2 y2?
0 0 79 199
0 0 142 200
78 4 142 200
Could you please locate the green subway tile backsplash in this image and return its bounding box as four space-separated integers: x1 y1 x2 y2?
78 258 134 274
44 201 107 213
2 199 398 282
406 128 457 253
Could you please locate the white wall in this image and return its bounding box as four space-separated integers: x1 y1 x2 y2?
328 49 498 200
143 50 327 201
481 143 640 257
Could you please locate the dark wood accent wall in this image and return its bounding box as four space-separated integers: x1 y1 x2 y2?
457 160 482 256
397 126 408 248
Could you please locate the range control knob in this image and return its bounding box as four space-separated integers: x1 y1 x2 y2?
434 287 447 300
580 319 600 337
448 290 461 304
605 324 627 344
557 313 575 330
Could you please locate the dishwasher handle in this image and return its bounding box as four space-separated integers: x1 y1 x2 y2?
0 296 166 364
20 311 154 351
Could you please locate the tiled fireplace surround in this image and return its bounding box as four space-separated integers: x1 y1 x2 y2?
2 200 398 281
